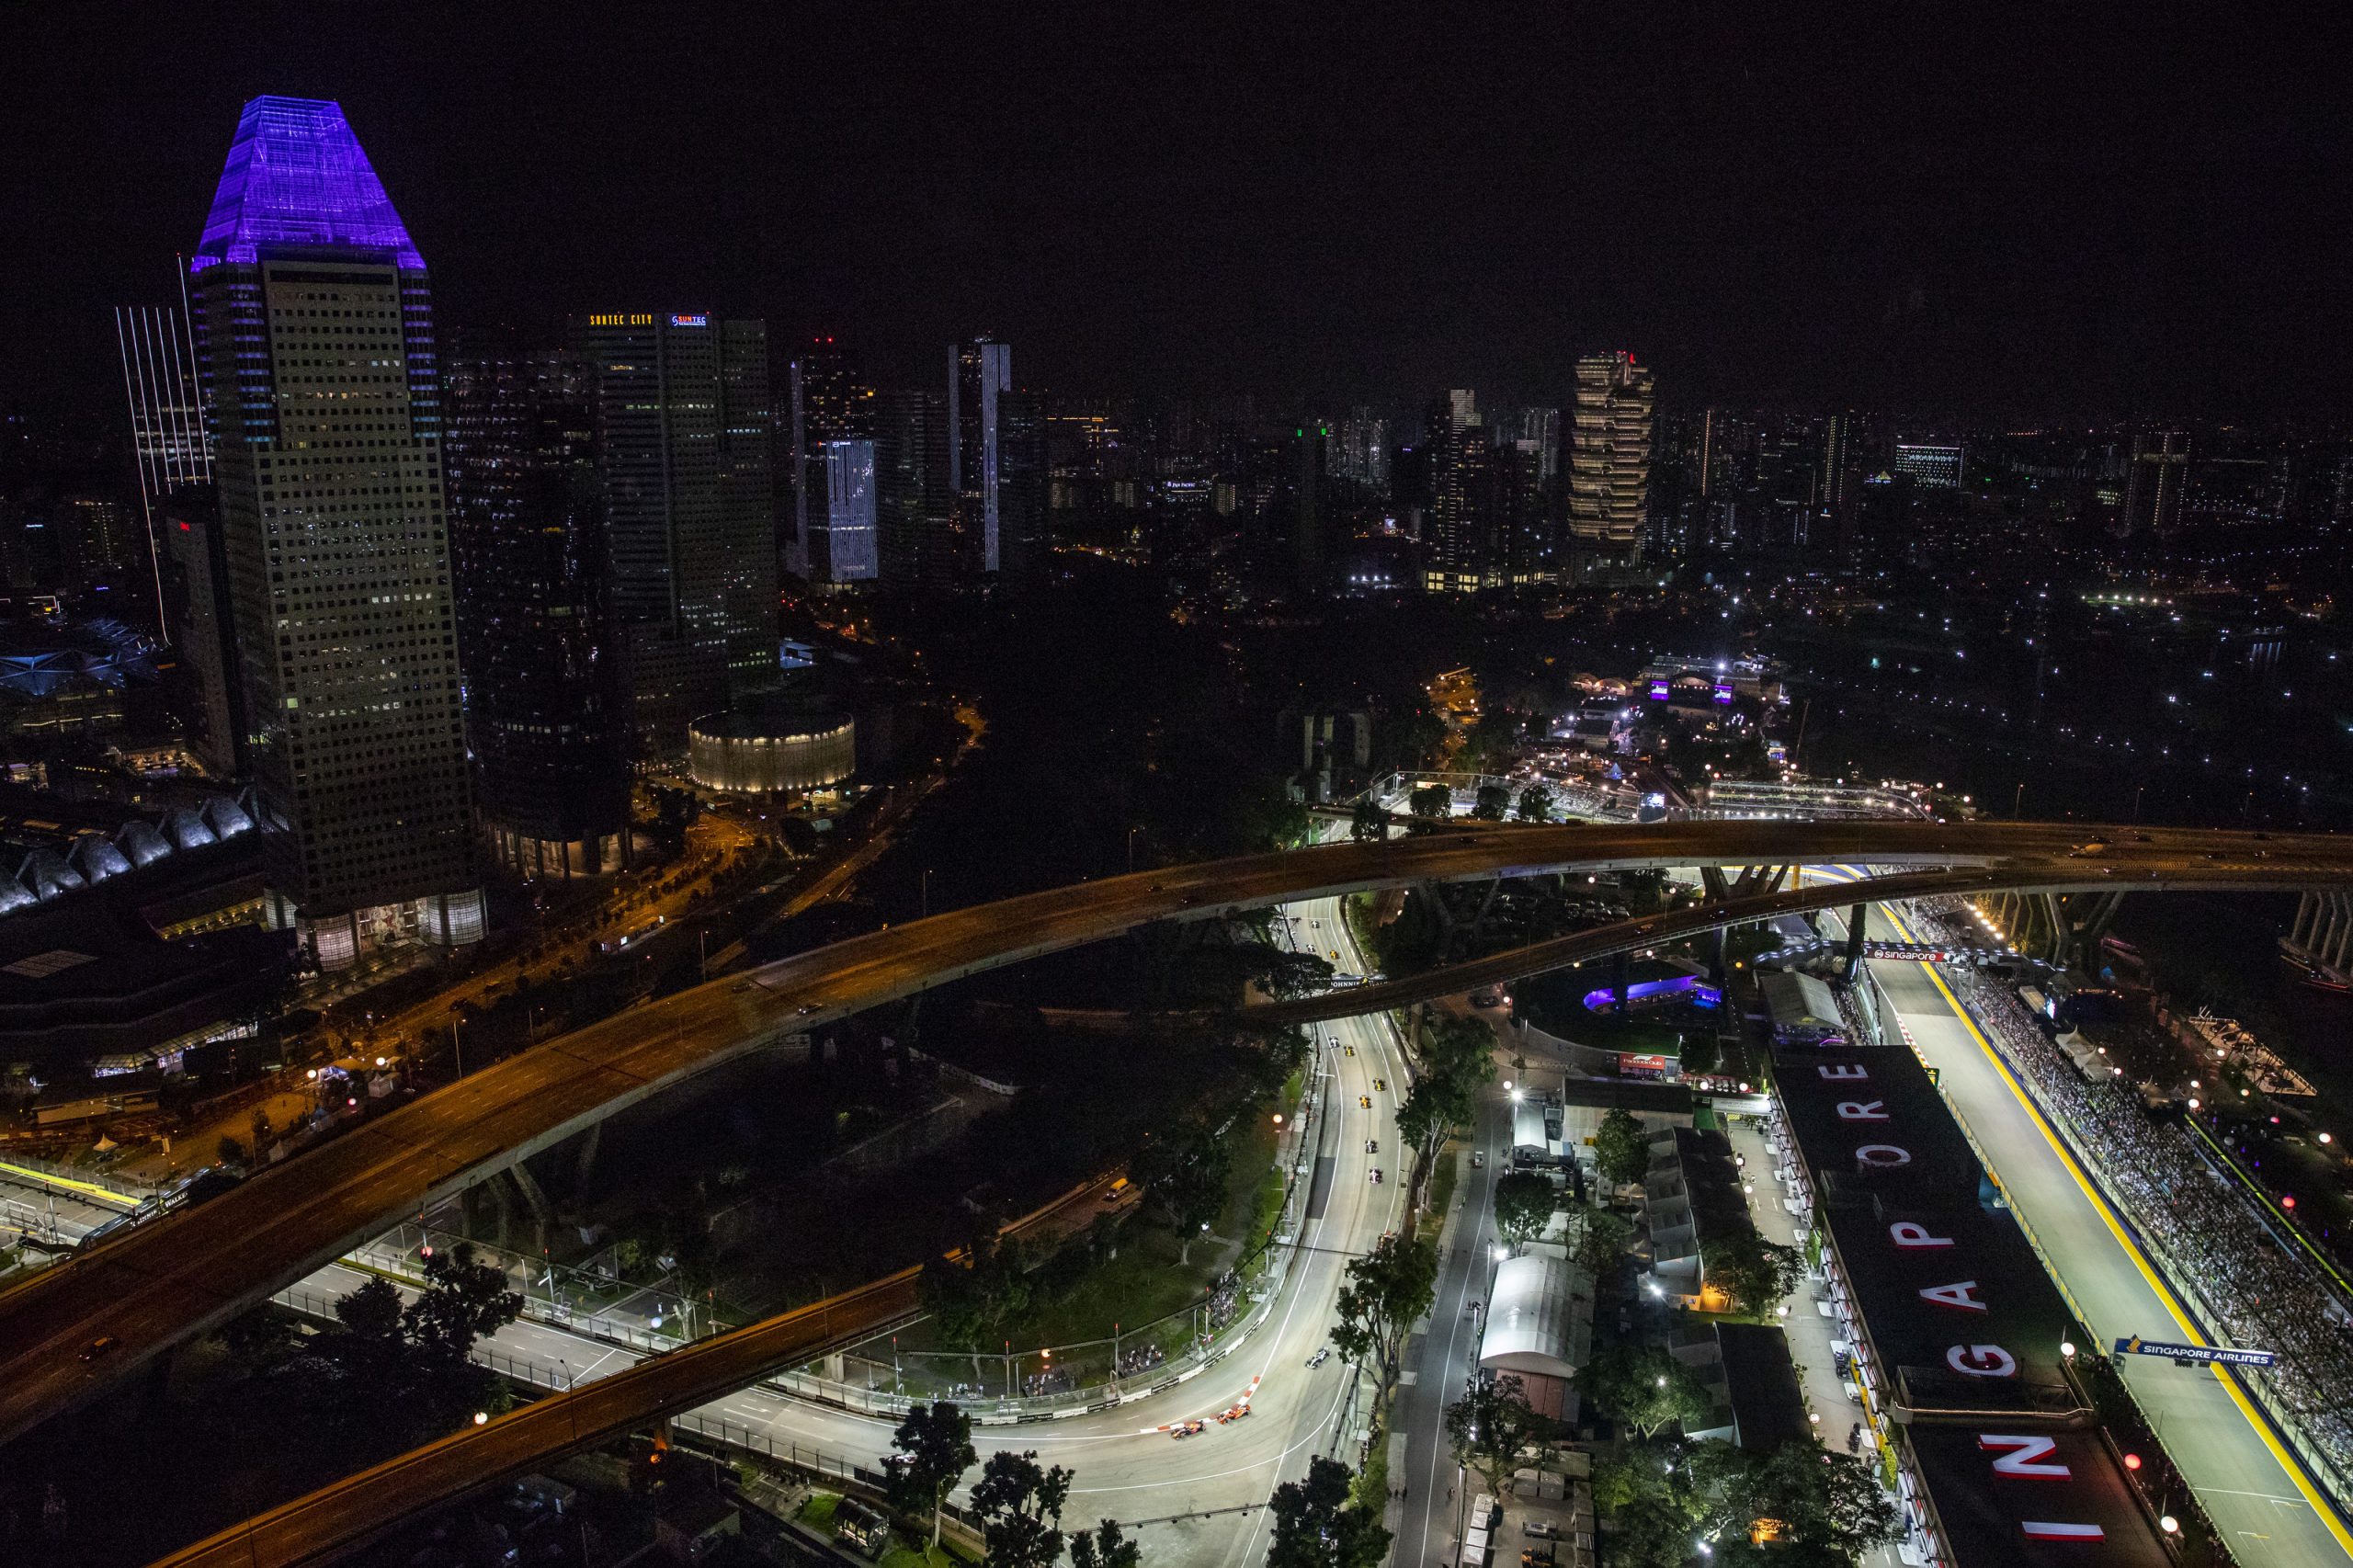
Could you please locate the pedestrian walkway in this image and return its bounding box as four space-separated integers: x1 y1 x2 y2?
1723 1118 1898 1568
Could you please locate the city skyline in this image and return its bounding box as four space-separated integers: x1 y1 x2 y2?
9 19 2353 1568
6 11 2351 422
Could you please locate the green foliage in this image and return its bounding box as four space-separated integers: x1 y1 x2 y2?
1134 1115 1235 1260
969 1450 1073 1568
1460 709 1530 774
1445 1374 1541 1500
404 1242 525 1364
1331 1232 1438 1384
1348 798 1392 844
1692 1440 1901 1562
885 1400 976 1552
1593 1107 1652 1187
1166 940 1333 1007
1516 783 1554 822
1583 1343 1712 1439
1471 783 1511 821
1703 1233 1805 1316
1267 1455 1392 1568
1408 783 1451 820
1563 1206 1636 1278
1490 1170 1557 1250
1397 1012 1499 1186
919 1235 1033 1349
216 1134 246 1167
1679 1029 1721 1075
1069 1518 1142 1568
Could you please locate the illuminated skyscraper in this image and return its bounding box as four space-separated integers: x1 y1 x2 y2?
949 337 1011 574
114 301 211 631
1891 440 1964 489
1333 408 1390 493
2120 428 2188 538
443 328 631 877
876 389 957 590
1423 390 1493 593
573 312 779 725
186 95 480 968
1568 352 1654 574
789 335 875 585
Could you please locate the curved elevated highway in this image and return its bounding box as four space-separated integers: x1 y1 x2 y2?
5 824 2348 1457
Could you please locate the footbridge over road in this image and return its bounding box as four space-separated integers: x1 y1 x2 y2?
2 823 2347 1461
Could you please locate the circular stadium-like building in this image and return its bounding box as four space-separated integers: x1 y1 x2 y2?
688 700 856 794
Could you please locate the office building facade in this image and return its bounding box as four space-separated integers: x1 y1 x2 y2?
443 328 631 878
2120 429 2189 538
574 312 779 721
1891 440 1964 489
1568 353 1654 574
876 389 958 590
114 302 213 631
1424 390 1492 593
788 336 875 585
187 96 480 968
949 337 1011 574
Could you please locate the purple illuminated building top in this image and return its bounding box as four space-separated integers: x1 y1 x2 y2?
191 96 423 272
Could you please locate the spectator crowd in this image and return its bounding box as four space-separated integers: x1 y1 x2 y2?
1913 914 2353 1491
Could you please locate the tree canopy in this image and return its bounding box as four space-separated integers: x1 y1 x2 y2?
1583 1343 1712 1439
1491 1170 1557 1251
1407 783 1451 821
1348 798 1391 844
1331 1233 1438 1384
1593 1106 1652 1187
1070 1518 1142 1568
1267 1455 1392 1568
1517 783 1554 822
1472 783 1512 821
918 1235 1033 1350
1704 1233 1805 1316
1446 1374 1542 1500
885 1400 977 1554
969 1449 1073 1568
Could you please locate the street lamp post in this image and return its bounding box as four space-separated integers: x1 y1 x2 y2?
449 1017 465 1080
2013 780 2026 818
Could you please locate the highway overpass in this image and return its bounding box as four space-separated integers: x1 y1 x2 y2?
2 823 2346 1460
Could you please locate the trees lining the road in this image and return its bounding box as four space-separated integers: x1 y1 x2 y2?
1406 783 1452 826
1445 1373 1541 1503
1517 783 1554 822
1070 1517 1142 1568
1394 1013 1498 1197
1267 1454 1392 1568
884 1400 976 1556
1349 798 1392 844
969 1449 1073 1568
1491 1169 1557 1252
1472 783 1512 821
1331 1233 1438 1387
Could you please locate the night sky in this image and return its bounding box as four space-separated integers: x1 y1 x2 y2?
6 7 2348 420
